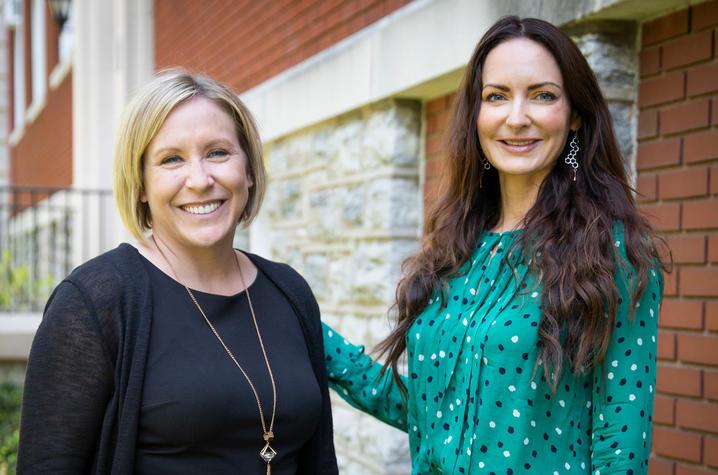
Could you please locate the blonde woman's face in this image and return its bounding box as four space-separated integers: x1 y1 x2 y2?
477 38 580 184
142 97 252 252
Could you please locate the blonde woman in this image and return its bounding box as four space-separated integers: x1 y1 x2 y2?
18 70 338 475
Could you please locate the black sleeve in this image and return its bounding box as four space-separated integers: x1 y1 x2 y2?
18 281 114 474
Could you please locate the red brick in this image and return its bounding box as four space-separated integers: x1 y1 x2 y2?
676 464 714 475
665 268 679 297
427 108 450 135
681 267 718 297
426 96 448 115
638 138 682 170
655 394 676 425
663 30 714 70
678 333 718 364
660 298 704 328
648 457 674 475
641 47 662 76
653 426 703 462
659 330 677 360
677 399 718 433
425 157 445 181
684 130 718 164
683 199 718 230
660 100 711 135
426 133 444 157
667 234 707 264
706 370 718 401
639 109 659 139
641 202 682 231
657 365 704 396
643 9 690 46
692 1 718 31
707 300 718 330
687 62 718 96
659 167 710 199
706 435 718 468
639 72 686 107
712 167 718 194
709 235 718 262
638 174 658 202
713 99 718 125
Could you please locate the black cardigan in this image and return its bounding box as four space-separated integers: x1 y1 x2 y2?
18 243 338 475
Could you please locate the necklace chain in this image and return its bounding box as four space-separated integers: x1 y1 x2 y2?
152 237 278 471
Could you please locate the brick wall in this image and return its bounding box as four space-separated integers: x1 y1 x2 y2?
10 71 72 187
637 2 718 474
154 0 412 93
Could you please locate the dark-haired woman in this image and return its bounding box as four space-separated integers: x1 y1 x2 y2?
324 16 665 474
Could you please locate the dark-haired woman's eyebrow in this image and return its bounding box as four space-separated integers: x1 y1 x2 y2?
527 81 562 90
482 83 510 91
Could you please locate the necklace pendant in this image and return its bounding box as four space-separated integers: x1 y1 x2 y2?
260 442 277 463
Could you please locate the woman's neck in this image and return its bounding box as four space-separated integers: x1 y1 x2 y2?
493 172 545 232
137 232 256 295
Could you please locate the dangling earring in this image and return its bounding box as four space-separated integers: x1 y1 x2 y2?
564 132 579 182
480 153 491 188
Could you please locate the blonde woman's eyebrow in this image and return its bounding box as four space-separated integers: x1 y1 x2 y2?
150 146 181 159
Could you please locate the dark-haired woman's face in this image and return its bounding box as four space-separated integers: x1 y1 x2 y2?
477 38 580 185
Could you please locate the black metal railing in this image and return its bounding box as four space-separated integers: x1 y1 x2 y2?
0 185 113 312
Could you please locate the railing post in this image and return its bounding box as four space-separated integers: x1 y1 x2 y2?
0 185 113 312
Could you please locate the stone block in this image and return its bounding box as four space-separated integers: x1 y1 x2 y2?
303 253 329 302
343 240 417 306
362 101 421 169
365 178 420 230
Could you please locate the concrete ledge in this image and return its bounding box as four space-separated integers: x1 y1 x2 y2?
0 313 41 361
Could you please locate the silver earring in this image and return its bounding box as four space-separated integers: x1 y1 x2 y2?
564 133 579 182
480 153 491 188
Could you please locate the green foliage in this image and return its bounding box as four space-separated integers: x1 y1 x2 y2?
0 251 54 311
0 382 22 475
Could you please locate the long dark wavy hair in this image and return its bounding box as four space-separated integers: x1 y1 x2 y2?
376 16 667 394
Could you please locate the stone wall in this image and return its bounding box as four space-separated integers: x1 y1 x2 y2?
568 20 640 176
258 98 422 473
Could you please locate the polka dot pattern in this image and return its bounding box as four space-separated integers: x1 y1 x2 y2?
324 224 662 473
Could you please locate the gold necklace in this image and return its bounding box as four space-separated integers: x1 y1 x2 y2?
153 237 278 474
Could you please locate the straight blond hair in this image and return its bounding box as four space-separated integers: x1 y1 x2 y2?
113 69 266 241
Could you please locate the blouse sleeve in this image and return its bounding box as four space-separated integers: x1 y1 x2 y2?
590 235 663 474
322 322 409 432
18 281 114 474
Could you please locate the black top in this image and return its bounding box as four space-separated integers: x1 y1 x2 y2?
135 256 321 474
18 243 338 475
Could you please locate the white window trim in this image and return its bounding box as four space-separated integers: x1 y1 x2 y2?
30 0 47 111
11 19 25 136
26 96 46 124
49 56 72 90
9 124 25 147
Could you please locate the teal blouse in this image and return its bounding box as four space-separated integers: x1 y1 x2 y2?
324 226 662 474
